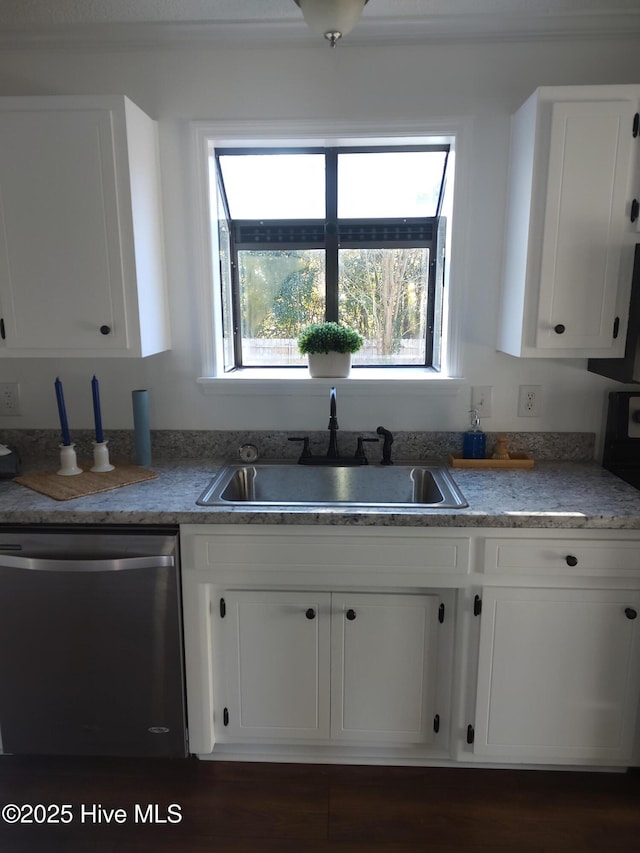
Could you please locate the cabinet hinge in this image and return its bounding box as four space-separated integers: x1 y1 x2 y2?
438 602 445 624
223 707 229 727
473 595 482 616
220 598 226 618
433 714 440 734
633 112 639 138
613 316 620 339
466 724 475 744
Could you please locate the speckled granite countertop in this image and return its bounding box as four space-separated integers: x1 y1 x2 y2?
1 459 640 529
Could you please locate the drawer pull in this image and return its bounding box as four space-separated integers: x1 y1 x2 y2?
565 555 578 567
625 607 637 620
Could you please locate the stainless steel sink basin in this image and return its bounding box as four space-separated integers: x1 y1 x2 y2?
197 463 468 509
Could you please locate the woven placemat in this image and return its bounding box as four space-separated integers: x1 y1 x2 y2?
15 464 159 501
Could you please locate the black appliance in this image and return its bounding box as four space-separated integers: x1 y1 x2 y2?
602 391 640 489
589 244 640 382
0 526 187 758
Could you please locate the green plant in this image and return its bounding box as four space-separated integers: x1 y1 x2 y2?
297 322 363 355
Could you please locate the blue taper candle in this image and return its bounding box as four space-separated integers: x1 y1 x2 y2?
54 377 71 446
91 375 104 444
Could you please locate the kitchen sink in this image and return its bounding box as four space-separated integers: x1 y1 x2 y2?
197 463 468 509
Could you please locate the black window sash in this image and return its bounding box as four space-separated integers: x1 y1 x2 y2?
216 144 448 369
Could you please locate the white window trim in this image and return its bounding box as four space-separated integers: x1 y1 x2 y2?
191 117 471 394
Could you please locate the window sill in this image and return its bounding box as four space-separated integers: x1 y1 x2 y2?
197 368 465 396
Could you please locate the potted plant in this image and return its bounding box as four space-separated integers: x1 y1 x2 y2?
298 322 363 378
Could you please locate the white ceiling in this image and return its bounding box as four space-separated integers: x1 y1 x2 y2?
0 0 640 46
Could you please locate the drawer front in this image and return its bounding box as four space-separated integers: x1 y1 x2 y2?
182 526 470 587
484 538 640 576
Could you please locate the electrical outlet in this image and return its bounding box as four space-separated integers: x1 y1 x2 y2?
0 382 21 416
471 386 493 418
518 384 542 418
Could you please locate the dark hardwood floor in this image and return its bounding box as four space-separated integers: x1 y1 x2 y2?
0 756 638 852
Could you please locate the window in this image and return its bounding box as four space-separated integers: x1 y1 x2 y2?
212 144 451 372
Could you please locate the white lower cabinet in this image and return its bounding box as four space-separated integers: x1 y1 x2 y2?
218 591 331 741
180 525 640 768
330 592 439 744
473 588 640 765
215 589 444 748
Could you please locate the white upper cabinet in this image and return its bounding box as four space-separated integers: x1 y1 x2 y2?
498 85 640 358
0 95 170 357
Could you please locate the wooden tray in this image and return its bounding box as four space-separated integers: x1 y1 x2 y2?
15 464 158 501
449 453 534 469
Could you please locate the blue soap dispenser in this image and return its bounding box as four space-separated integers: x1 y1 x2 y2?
463 408 486 459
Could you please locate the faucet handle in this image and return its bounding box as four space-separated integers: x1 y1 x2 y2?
288 436 311 460
376 426 394 465
355 436 379 464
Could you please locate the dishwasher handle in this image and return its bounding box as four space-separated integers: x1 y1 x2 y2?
0 554 175 573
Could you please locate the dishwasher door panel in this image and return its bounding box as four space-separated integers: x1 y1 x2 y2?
0 554 186 757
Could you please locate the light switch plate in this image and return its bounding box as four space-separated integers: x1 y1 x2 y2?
471 386 492 418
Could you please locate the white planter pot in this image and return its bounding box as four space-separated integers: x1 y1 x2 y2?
307 351 352 378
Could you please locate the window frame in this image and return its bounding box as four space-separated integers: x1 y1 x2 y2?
192 118 470 391
215 144 449 371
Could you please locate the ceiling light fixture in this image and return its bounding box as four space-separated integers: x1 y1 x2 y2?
293 0 369 47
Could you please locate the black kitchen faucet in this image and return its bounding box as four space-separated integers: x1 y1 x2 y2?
289 386 384 465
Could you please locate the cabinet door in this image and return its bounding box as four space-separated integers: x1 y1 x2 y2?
0 97 169 357
535 100 634 351
474 588 640 763
499 87 640 359
217 591 331 741
331 592 439 744
0 108 127 353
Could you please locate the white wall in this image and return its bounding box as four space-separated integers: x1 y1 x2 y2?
0 36 637 440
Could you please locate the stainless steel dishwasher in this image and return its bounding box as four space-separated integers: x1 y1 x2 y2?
0 526 187 758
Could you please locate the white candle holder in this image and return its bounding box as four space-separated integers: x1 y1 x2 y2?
57 443 82 476
90 440 115 473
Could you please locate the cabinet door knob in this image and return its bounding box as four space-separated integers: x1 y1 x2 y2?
99 325 111 335
554 324 566 335
346 609 357 621
305 608 316 620
565 555 578 567
625 607 637 620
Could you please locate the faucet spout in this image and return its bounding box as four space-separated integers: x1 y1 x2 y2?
327 386 339 458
